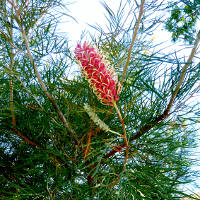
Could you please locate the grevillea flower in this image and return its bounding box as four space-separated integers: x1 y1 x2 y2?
75 41 120 106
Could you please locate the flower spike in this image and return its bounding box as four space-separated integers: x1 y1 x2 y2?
75 41 120 106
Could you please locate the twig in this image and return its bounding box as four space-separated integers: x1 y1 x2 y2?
2 63 45 110
120 0 146 88
0 29 24 54
7 7 16 128
172 84 200 113
113 101 129 172
23 0 54 36
114 2 136 37
47 185 55 200
84 131 94 160
15 75 44 110
165 30 200 114
9 56 16 128
13 128 43 149
13 127 72 171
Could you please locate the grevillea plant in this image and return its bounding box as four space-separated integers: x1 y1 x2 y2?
75 42 129 186
75 41 120 106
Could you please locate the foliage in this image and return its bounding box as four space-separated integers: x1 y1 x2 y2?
165 0 200 43
0 0 200 199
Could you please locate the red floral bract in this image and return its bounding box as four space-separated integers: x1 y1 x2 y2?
75 42 119 106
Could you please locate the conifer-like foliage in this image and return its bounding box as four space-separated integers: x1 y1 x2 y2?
0 0 200 199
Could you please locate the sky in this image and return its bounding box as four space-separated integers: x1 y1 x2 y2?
62 0 179 46
61 0 107 44
61 0 200 194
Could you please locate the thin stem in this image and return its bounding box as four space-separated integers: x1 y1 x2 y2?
113 101 128 150
173 83 200 113
15 75 44 110
9 56 16 128
7 7 16 128
113 101 129 178
114 2 136 37
0 29 25 54
13 128 43 149
120 0 146 88
165 30 200 113
84 131 93 160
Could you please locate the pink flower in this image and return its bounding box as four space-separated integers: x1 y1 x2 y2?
75 42 120 106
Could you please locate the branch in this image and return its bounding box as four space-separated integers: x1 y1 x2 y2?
92 30 200 167
13 128 43 149
11 1 79 145
173 83 200 113
12 128 71 170
120 0 146 88
166 30 200 113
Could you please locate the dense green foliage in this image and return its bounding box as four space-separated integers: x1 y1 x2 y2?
0 0 200 199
